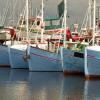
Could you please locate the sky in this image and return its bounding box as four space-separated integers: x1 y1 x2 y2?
0 0 100 26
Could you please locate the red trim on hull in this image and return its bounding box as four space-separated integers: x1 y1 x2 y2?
63 71 84 76
0 65 10 67
30 52 61 62
85 75 100 80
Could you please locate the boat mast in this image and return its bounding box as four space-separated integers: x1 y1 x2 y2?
41 0 44 43
89 0 92 28
29 0 32 17
63 0 67 47
92 0 96 46
26 0 29 41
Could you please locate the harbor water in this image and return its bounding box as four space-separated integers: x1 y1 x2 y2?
0 68 100 100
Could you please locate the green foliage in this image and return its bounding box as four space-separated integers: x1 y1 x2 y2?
74 42 86 52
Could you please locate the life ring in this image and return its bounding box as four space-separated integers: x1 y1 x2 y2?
41 22 45 29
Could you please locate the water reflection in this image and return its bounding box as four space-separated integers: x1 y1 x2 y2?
62 76 85 100
0 68 30 100
9 69 29 82
29 72 63 100
0 68 100 100
84 80 100 100
0 68 10 81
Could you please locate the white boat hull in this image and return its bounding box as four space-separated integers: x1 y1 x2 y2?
28 45 62 71
9 44 28 69
0 45 10 67
85 46 100 79
60 47 84 74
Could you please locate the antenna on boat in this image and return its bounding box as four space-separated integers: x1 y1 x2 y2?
26 0 29 42
41 0 44 43
92 0 96 46
89 0 92 28
63 0 67 47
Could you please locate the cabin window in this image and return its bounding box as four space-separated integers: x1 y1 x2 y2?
74 52 84 58
52 20 60 26
37 21 40 26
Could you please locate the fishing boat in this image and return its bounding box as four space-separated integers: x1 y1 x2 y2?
0 26 16 67
84 0 100 79
59 0 86 75
60 0 98 75
27 0 63 72
28 45 62 71
0 0 18 67
8 0 29 69
8 0 52 69
60 27 87 74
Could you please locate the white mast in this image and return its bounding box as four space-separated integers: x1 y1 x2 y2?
89 0 92 28
63 0 67 47
41 0 44 43
92 0 96 46
26 0 29 41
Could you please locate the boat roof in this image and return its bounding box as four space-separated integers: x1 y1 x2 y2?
87 46 100 51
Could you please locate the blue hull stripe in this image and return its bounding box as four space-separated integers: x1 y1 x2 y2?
30 52 61 62
87 55 100 60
